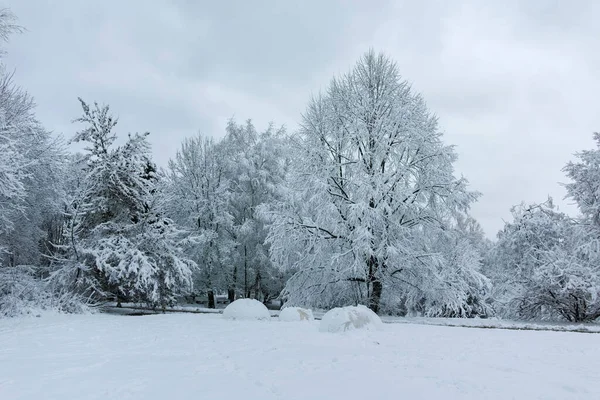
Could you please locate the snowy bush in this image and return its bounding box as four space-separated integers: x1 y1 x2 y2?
487 199 600 322
222 298 271 321
519 236 600 322
279 307 314 322
319 305 383 333
0 266 46 317
0 265 90 318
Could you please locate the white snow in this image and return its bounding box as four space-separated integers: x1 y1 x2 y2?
319 305 383 333
1 313 600 399
222 298 271 320
381 315 600 333
279 306 314 322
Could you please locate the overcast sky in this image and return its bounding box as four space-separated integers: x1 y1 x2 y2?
4 0 600 238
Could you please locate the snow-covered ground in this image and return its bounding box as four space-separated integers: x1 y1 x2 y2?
382 316 600 333
105 304 600 333
1 313 599 400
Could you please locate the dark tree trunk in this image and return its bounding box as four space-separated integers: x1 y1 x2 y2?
228 264 237 303
254 269 262 301
367 255 382 313
207 290 215 309
369 280 383 314
243 245 248 298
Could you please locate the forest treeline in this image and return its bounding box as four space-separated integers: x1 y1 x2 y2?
1 9 599 322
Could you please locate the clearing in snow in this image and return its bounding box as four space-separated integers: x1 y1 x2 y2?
1 313 599 399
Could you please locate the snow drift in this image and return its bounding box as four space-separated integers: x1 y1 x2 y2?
222 299 271 321
279 307 314 322
319 305 383 333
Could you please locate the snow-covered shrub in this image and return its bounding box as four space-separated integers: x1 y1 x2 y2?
519 234 600 322
319 305 383 333
487 199 600 322
0 265 90 317
484 200 567 319
222 298 271 321
279 307 314 322
0 266 47 317
394 226 491 318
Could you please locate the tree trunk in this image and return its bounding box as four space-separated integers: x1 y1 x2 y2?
228 265 237 303
254 269 262 301
207 290 215 309
369 280 383 314
367 255 382 313
243 245 248 298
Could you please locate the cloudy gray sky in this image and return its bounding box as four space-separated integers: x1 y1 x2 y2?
4 0 600 237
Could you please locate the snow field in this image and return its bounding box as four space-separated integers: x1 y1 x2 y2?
1 313 599 400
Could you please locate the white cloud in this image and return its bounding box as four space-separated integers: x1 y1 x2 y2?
4 0 599 237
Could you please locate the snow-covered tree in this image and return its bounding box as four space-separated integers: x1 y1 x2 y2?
165 134 233 306
0 8 21 61
524 231 600 322
0 10 29 253
52 99 196 307
486 132 600 322
487 198 600 322
265 50 480 314
549 132 600 321
0 106 27 238
221 119 288 302
165 119 288 306
564 132 600 228
0 75 66 267
486 199 567 318
0 10 64 269
0 9 83 316
406 224 491 317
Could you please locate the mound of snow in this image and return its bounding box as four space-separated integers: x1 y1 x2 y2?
279 307 314 322
222 299 271 321
319 305 383 333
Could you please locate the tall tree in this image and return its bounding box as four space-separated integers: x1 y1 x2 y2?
0 73 65 268
165 120 288 305
52 99 196 307
0 8 27 258
0 9 64 269
221 119 287 302
165 134 233 307
266 50 479 313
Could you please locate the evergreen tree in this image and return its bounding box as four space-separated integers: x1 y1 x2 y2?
52 99 196 307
